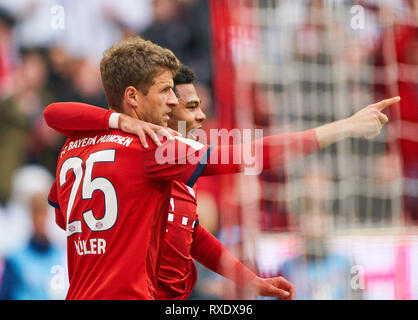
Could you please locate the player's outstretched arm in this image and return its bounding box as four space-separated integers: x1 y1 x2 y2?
43 102 177 148
314 96 400 149
144 97 400 186
190 224 294 299
201 96 399 176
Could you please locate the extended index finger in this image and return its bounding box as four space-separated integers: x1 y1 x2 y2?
372 96 400 111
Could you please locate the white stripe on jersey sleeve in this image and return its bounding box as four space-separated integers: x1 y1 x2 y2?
174 136 205 151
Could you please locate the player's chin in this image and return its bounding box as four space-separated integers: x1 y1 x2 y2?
189 127 203 139
160 119 169 127
161 116 170 127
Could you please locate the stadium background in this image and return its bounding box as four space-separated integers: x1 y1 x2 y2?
0 0 416 300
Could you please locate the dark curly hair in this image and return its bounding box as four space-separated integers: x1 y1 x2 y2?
173 64 195 94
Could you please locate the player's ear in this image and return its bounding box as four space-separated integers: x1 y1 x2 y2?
124 86 141 109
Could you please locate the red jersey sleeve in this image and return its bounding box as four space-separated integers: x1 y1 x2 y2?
48 181 65 230
43 102 113 137
202 129 320 175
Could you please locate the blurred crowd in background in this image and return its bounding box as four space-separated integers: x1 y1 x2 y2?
0 0 416 300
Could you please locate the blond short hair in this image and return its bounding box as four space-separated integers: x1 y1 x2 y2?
100 37 180 111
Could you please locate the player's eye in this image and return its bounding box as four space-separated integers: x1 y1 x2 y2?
162 86 173 93
187 102 199 109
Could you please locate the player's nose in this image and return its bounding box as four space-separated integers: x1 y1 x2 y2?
196 108 206 122
167 89 179 107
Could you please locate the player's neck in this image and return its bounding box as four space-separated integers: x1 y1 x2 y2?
117 103 144 122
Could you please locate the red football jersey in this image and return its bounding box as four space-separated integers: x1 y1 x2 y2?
48 130 211 300
157 181 199 300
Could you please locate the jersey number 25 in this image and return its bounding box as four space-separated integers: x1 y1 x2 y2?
59 149 118 237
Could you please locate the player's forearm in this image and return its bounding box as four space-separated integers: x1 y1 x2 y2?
43 102 114 136
314 118 353 149
191 224 256 287
216 251 258 287
190 224 223 272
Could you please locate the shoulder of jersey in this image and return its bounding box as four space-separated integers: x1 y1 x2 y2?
173 136 206 151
